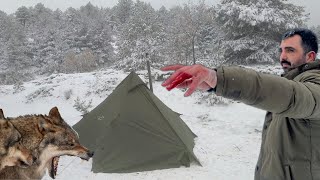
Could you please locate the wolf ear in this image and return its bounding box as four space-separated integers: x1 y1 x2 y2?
0 119 12 129
0 146 6 155
5 120 14 129
49 107 63 124
0 109 5 119
38 118 54 134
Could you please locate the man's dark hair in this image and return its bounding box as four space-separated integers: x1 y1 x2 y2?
282 28 318 54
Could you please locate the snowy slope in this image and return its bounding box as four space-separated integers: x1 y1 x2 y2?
0 69 267 180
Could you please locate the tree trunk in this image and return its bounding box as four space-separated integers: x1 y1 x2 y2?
192 34 196 65
185 50 188 65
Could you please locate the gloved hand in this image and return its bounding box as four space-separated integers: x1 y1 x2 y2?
161 64 217 97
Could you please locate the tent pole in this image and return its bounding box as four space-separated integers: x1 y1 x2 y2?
147 60 153 92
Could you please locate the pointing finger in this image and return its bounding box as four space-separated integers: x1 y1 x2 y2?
162 71 181 87
165 73 192 90
161 64 185 71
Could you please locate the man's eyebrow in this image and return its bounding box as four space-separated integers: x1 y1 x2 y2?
285 47 295 51
279 47 295 51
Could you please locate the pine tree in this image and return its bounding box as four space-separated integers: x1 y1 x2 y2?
114 0 134 24
215 0 308 65
165 6 191 65
0 11 10 71
4 20 34 84
15 6 30 27
116 0 165 70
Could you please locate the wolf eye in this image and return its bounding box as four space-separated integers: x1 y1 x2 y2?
69 139 76 147
69 142 75 147
7 140 17 147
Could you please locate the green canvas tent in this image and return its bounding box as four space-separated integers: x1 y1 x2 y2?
73 72 201 173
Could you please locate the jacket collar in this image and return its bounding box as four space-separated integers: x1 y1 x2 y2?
281 61 320 80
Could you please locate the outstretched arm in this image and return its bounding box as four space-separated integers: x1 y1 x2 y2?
162 64 320 119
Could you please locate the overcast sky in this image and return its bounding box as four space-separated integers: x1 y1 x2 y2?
0 0 318 26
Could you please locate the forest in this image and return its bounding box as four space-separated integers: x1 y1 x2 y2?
0 0 315 85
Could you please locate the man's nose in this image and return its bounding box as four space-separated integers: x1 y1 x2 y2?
279 51 287 61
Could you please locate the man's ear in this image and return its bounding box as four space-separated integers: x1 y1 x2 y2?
306 51 317 62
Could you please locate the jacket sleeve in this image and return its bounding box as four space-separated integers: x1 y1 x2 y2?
215 66 320 119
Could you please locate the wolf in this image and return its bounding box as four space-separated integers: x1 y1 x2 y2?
0 107 94 179
0 109 34 170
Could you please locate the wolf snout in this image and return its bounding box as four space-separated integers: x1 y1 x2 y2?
79 150 94 161
27 154 34 166
18 154 34 168
32 156 37 163
87 151 94 158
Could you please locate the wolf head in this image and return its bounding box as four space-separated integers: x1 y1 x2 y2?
0 110 34 170
36 107 94 178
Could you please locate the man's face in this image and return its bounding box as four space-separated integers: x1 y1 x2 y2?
279 35 311 73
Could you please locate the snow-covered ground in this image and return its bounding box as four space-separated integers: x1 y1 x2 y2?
0 68 269 180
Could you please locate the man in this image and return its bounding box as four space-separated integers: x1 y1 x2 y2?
161 28 320 180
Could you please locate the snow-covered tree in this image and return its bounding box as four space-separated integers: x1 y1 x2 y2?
163 2 217 66
75 3 115 66
215 0 308 65
114 0 134 24
116 0 166 70
1 20 34 84
181 1 212 64
165 6 191 65
15 6 30 27
310 25 320 40
0 11 10 71
7 26 30 69
61 49 97 73
0 1 310 83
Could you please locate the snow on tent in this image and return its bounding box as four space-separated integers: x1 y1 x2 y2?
73 71 201 173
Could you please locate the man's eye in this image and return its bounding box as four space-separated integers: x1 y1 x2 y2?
287 48 295 53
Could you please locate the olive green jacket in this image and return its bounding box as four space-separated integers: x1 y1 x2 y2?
215 61 320 180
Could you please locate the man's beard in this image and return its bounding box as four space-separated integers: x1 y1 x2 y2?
281 60 292 73
281 56 308 73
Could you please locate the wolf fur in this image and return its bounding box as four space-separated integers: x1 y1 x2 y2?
0 110 34 170
0 107 94 179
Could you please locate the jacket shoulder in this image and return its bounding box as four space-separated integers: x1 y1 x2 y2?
295 70 320 84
